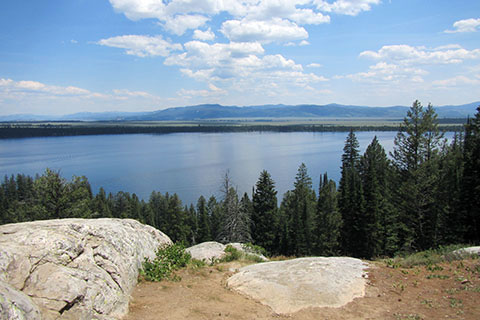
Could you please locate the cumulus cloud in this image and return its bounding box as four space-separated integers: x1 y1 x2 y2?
315 0 381 16
0 78 91 96
343 62 427 83
164 39 327 96
360 44 480 65
97 35 182 57
445 18 480 33
221 18 308 43
163 14 210 35
432 75 480 87
193 28 215 41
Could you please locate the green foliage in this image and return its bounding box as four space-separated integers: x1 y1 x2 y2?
315 173 342 256
383 245 471 269
339 130 366 257
252 170 278 255
140 243 191 282
220 245 242 262
243 242 267 257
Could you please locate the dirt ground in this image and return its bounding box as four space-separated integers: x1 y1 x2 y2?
125 258 480 320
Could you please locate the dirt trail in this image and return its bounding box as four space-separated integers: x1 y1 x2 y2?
125 259 480 320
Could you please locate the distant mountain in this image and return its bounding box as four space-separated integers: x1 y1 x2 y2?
1 102 478 122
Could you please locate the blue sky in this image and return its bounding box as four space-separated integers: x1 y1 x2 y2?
0 0 479 115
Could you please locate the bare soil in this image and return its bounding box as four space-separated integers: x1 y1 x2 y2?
125 258 480 320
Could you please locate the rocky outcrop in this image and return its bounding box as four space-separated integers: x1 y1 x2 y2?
227 257 369 314
453 246 480 256
0 218 171 320
186 241 268 263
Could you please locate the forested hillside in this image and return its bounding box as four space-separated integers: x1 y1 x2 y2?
1 101 479 258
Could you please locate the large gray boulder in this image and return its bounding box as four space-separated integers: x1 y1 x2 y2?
227 257 369 314
186 241 268 263
453 246 480 256
0 218 171 320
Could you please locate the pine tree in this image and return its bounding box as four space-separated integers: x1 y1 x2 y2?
314 173 342 256
339 130 365 257
92 187 112 217
391 101 444 251
436 134 464 244
462 106 480 243
360 136 398 257
252 170 278 254
196 195 211 243
284 163 316 256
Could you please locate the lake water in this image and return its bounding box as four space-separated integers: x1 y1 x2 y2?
0 131 435 205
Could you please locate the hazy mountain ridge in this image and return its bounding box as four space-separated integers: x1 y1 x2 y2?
2 102 478 122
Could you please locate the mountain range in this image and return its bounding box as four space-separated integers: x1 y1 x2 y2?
1 102 479 122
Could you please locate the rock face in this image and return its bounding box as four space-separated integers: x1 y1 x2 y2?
453 246 480 256
227 257 369 314
0 218 171 320
186 241 268 262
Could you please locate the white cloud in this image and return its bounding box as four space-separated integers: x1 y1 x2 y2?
343 62 427 83
0 78 91 96
97 35 182 57
307 63 322 67
445 18 480 33
178 83 227 98
193 28 215 41
360 44 480 65
163 14 210 35
221 18 308 43
432 75 480 87
112 89 153 98
164 40 327 100
315 0 381 16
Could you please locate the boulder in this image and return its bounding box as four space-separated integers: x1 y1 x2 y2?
0 218 171 320
453 246 480 256
227 257 369 314
186 241 268 263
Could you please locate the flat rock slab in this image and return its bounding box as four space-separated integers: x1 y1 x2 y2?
227 257 369 314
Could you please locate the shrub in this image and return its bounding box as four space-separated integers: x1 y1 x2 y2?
140 243 191 282
220 245 242 262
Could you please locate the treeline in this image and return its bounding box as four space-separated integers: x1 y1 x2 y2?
1 101 478 258
0 122 464 139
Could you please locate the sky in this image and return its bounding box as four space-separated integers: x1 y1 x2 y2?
0 0 479 115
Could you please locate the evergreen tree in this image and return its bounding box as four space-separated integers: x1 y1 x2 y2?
92 187 112 218
339 130 365 257
436 134 464 244
314 173 342 256
207 195 223 241
360 137 398 257
284 163 316 256
252 170 278 254
391 101 444 251
462 106 480 243
187 204 198 245
196 195 211 242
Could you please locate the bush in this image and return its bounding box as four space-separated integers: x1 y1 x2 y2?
243 243 267 257
140 243 192 282
220 245 242 262
383 244 473 269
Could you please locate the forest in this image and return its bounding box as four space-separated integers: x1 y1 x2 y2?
0 120 465 139
1 101 479 259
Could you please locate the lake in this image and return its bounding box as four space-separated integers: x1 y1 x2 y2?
0 131 438 205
